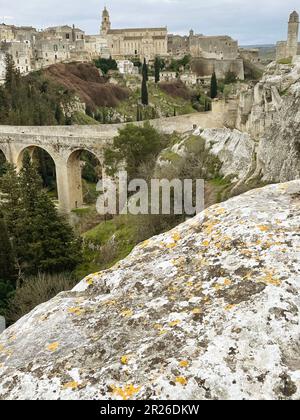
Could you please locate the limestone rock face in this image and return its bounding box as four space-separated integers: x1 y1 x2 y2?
256 90 300 182
1 181 300 400
200 128 255 181
236 62 300 183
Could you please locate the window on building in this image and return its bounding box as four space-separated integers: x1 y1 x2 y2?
66 33 70 39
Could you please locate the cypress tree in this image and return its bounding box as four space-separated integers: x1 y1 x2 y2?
55 105 65 125
17 151 81 274
154 56 160 84
0 152 82 276
0 213 16 283
141 76 149 106
210 71 218 99
0 214 16 316
142 58 148 81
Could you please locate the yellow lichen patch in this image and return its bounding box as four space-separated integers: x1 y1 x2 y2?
104 300 117 306
166 242 177 249
67 307 83 316
154 323 163 330
203 221 218 235
213 283 222 291
179 360 189 368
223 278 232 286
172 233 180 242
259 271 281 287
86 278 94 286
111 384 141 400
47 342 59 352
201 240 210 247
62 381 79 390
0 344 5 353
203 297 211 305
214 207 226 216
191 308 202 314
158 329 168 336
172 257 186 267
258 225 270 232
121 309 134 318
241 249 253 257
164 233 180 248
175 376 188 386
184 281 194 288
225 304 236 311
169 320 181 327
140 239 150 249
91 271 102 276
121 355 129 365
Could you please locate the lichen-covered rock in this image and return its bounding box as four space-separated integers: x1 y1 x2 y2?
1 181 300 400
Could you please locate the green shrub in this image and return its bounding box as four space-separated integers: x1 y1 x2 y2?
6 272 79 324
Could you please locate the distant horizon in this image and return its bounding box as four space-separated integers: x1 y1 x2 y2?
0 0 299 45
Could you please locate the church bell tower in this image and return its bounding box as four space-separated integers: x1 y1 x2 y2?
287 11 299 57
101 6 111 35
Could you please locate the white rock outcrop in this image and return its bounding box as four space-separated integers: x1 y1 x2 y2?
0 181 300 400
200 128 255 181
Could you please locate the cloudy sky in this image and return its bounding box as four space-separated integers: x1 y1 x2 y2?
0 0 299 45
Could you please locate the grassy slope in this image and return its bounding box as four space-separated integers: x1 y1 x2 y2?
116 81 196 121
75 215 138 279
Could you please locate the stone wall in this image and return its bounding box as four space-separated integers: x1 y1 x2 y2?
192 57 244 80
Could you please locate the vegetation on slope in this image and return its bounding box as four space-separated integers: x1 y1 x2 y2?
0 153 82 321
44 62 129 110
0 55 73 125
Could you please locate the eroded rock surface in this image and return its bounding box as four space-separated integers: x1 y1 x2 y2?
0 181 300 400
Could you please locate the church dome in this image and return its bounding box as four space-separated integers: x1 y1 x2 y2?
103 7 109 17
289 11 299 23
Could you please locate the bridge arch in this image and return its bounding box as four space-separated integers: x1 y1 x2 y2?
16 144 58 199
66 148 104 210
16 144 57 170
0 149 8 176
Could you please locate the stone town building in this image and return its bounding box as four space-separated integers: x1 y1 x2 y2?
239 48 260 64
85 35 110 59
117 60 139 75
0 24 36 43
0 41 32 75
276 11 300 61
33 39 71 70
100 7 168 61
168 29 244 80
0 51 6 82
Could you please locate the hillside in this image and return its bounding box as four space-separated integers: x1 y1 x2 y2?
44 63 129 110
0 181 299 400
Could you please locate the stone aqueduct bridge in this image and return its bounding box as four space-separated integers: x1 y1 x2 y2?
0 107 225 212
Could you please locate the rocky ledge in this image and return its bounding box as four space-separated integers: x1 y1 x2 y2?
0 181 300 400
